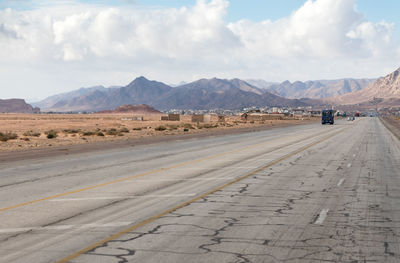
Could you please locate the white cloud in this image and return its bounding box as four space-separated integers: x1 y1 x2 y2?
228 0 395 59
0 0 399 100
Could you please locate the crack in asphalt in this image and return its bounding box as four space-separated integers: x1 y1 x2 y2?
73 120 400 262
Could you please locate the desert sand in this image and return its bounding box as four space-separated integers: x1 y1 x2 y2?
0 113 317 152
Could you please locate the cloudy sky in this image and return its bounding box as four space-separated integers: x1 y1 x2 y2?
1 0 399 101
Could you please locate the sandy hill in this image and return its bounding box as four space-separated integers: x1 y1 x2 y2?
99 104 162 114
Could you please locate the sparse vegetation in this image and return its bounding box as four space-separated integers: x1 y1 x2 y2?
105 128 123 136
97 131 104 136
82 131 96 136
45 130 58 139
0 132 18 142
106 128 118 135
119 127 130 133
183 128 189 132
198 123 218 129
63 129 80 134
132 127 142 131
23 131 41 137
182 123 194 129
167 124 178 131
155 125 167 131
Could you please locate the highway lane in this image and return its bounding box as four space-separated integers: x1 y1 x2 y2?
0 117 399 262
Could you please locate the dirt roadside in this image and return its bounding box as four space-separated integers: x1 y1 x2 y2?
0 119 317 163
380 116 400 140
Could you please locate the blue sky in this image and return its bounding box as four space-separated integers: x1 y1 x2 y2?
2 0 400 24
0 0 399 100
137 0 400 24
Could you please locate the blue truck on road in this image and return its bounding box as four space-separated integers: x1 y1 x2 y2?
321 109 334 125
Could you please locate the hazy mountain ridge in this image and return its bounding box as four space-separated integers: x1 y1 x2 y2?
32 85 120 110
44 77 172 112
152 78 307 110
35 74 384 112
247 78 375 99
37 77 318 112
331 67 400 106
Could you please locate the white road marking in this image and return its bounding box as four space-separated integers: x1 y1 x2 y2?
315 209 329 224
337 178 345 186
347 163 352 168
50 194 197 202
0 222 132 234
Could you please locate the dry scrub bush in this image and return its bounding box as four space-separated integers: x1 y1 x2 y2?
155 125 167 131
23 131 41 137
0 132 18 142
167 124 178 130
82 131 96 136
63 129 80 134
182 123 194 129
105 128 123 136
45 130 58 139
199 124 218 129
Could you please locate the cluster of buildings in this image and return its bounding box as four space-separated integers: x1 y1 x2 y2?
164 106 326 118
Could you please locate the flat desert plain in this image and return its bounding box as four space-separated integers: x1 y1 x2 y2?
0 113 317 152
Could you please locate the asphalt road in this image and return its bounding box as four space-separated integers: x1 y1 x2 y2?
0 117 399 262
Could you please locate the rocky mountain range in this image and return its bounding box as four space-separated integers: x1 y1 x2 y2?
246 78 375 99
33 85 121 110
29 67 400 112
0 99 40 113
155 78 313 110
331 67 400 107
34 77 324 112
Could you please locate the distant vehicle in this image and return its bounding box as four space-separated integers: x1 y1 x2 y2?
347 116 355 121
322 109 334 125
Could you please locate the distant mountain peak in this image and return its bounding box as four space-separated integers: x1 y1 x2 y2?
135 76 148 81
129 76 150 85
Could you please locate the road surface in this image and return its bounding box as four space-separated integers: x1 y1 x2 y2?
0 117 399 262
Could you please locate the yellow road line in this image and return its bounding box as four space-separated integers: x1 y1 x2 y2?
55 131 340 263
0 129 335 213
